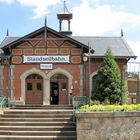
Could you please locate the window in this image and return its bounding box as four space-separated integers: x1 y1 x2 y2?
36 83 42 91
92 74 98 93
27 83 32 91
51 74 67 82
26 74 43 80
61 82 67 91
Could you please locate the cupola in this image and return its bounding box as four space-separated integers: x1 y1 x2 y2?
57 0 73 35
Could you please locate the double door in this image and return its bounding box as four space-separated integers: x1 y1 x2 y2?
26 79 43 104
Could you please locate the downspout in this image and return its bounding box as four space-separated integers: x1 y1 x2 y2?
8 58 11 107
0 61 3 96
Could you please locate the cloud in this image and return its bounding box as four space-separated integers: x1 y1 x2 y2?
128 41 140 62
0 0 14 4
0 0 61 19
17 0 61 19
127 40 140 72
71 0 140 36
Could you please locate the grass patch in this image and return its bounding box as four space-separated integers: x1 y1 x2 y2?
79 104 140 112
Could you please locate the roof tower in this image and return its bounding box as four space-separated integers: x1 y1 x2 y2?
57 0 73 35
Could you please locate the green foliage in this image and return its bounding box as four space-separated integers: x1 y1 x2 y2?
89 99 110 105
80 104 140 112
92 49 126 104
89 100 100 105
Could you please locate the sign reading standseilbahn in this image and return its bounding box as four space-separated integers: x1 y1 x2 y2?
23 55 70 63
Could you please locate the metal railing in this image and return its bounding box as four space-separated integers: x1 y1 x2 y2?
7 96 16 108
0 96 6 110
0 95 16 110
72 96 87 123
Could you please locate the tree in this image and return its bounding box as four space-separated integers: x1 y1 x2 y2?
92 49 126 104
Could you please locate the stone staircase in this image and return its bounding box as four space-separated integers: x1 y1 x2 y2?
0 105 76 140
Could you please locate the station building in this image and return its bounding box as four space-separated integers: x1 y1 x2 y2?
0 9 136 105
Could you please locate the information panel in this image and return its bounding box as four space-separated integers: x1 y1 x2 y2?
40 64 53 70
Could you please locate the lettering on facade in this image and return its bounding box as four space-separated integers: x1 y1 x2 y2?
23 55 70 63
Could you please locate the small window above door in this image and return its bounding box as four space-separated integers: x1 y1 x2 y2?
26 74 43 80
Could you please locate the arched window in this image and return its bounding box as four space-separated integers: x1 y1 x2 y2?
51 74 67 82
92 74 98 94
26 74 43 80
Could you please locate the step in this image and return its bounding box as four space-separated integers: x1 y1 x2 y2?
0 135 77 140
0 130 76 136
0 126 76 131
0 117 72 122
4 109 73 114
0 121 74 126
1 113 73 118
14 105 72 107
1 105 76 140
12 105 73 110
12 107 73 110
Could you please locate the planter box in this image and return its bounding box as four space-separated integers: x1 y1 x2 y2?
76 112 140 140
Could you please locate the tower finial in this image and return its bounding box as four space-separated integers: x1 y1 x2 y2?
121 28 123 37
63 0 69 14
6 29 9 37
44 16 48 43
64 0 66 13
44 16 47 27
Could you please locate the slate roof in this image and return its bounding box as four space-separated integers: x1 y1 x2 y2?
72 36 136 59
0 37 19 53
0 37 19 57
0 37 19 48
0 27 136 59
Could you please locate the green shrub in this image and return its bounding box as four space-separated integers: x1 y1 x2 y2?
92 49 126 104
89 100 100 105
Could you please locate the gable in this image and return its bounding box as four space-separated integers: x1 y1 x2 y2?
9 26 86 65
2 26 88 50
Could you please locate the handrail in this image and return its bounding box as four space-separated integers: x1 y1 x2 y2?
10 96 16 108
0 96 6 110
72 96 87 123
7 96 16 108
0 95 16 110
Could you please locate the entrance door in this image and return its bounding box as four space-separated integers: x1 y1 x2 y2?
50 82 59 105
59 79 68 105
25 74 43 104
50 74 68 105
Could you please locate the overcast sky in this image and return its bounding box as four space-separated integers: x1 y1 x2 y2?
0 0 140 62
